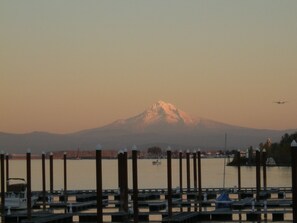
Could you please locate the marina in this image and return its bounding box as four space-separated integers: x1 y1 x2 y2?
0 147 296 222
1 187 295 222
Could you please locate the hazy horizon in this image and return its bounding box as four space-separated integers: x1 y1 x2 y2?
1 1 297 134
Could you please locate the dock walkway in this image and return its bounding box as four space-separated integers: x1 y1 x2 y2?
1 187 294 222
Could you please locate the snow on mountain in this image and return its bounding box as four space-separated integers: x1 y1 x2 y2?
109 100 196 130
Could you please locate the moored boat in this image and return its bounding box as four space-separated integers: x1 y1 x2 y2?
152 159 161 165
5 178 38 210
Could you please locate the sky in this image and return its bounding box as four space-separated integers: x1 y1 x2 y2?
1 1 297 134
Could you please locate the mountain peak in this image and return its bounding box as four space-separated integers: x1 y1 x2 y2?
141 100 195 126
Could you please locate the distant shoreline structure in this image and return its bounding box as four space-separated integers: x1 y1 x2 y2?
6 149 230 160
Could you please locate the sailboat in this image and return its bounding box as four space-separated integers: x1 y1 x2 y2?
215 133 233 209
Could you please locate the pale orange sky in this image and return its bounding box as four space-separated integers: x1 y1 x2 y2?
1 1 297 134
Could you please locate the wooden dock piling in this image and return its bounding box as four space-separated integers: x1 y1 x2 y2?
186 150 190 191
132 145 139 223
42 152 46 210
179 150 183 194
291 140 297 222
262 149 267 190
197 149 202 211
1 151 5 223
5 154 9 190
118 150 124 211
193 150 197 211
96 145 103 223
123 149 128 213
63 152 67 204
49 152 53 193
237 150 241 199
167 147 172 218
255 149 261 202
26 150 32 221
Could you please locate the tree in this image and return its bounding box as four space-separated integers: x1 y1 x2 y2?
147 147 162 158
265 132 297 165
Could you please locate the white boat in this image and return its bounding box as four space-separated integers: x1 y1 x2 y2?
5 178 38 210
152 159 161 165
266 157 276 166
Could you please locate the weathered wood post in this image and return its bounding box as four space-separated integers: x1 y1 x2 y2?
49 152 54 193
63 152 67 205
42 152 46 210
167 146 172 219
262 149 267 190
179 150 183 193
132 145 139 223
237 150 241 199
118 150 124 211
255 149 261 202
96 145 103 223
1 151 5 223
117 151 122 188
5 154 9 190
291 140 297 222
123 149 128 213
26 150 32 221
193 150 197 190
193 150 197 211
179 150 183 212
197 149 202 211
186 150 190 192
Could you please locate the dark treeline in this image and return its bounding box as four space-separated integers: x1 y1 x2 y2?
229 132 297 166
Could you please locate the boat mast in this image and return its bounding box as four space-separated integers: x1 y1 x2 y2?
223 133 227 189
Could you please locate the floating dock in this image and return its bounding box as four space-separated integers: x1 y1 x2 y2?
1 187 294 222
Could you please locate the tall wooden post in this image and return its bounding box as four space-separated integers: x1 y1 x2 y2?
262 149 267 190
167 147 172 218
256 149 261 202
237 150 241 199
5 154 9 190
179 150 183 212
186 150 190 191
291 140 297 222
132 145 139 223
193 150 197 190
193 150 197 210
49 152 54 193
118 150 124 211
42 152 46 210
96 145 103 223
1 151 5 223
26 150 32 220
63 152 67 205
197 149 202 211
179 150 183 193
123 149 128 213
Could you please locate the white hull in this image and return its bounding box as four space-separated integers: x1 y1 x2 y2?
5 195 38 210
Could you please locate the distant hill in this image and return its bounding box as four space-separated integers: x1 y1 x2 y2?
0 101 294 154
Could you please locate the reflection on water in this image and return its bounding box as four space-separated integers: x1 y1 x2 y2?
7 158 291 191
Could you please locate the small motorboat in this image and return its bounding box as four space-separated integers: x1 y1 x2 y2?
5 178 38 210
266 157 276 166
152 159 161 165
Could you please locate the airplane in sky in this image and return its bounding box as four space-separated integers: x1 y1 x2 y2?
273 100 288 104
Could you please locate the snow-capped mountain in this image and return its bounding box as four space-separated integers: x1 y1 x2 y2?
138 100 195 126
0 101 293 153
108 101 196 131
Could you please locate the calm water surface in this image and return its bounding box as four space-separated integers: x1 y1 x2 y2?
7 158 291 191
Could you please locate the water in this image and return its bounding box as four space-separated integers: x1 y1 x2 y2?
5 158 292 191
